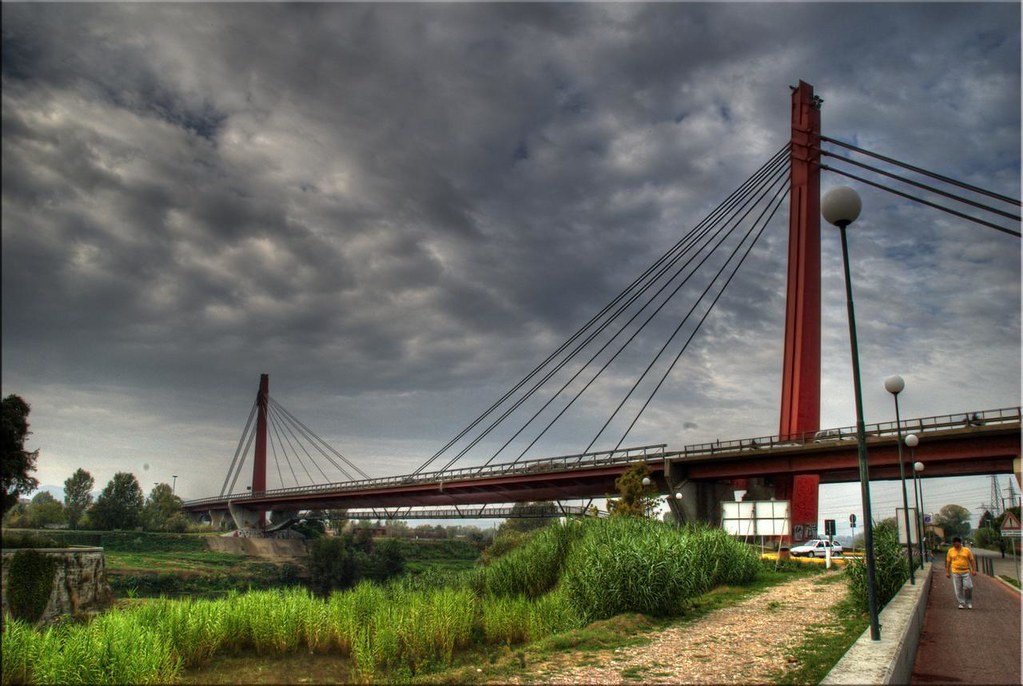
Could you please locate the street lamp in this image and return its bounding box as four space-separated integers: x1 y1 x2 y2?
916 453 932 560
822 186 881 641
172 475 178 494
884 375 915 583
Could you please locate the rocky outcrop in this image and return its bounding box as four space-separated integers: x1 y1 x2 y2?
1 547 113 625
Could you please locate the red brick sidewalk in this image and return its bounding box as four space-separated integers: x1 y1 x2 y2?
911 563 1021 685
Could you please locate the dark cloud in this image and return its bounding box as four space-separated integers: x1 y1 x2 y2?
1 3 1018 508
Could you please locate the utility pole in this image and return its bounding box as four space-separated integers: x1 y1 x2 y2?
990 475 1002 516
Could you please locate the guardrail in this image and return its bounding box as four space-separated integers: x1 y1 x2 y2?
185 443 667 509
327 505 596 520
184 406 1019 509
672 406 1021 460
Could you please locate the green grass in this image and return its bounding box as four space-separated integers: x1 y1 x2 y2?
998 574 1021 589
2 522 839 685
105 550 303 598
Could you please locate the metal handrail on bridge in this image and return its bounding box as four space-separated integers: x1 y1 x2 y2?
184 443 668 509
336 504 597 520
184 406 1020 510
672 406 1021 459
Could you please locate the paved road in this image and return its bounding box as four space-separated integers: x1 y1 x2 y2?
911 555 1021 685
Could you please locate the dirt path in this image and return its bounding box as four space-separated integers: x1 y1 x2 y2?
509 574 846 685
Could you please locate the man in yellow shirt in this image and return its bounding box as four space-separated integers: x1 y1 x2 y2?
945 536 977 609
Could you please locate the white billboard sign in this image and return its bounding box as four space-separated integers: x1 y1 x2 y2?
896 507 919 545
722 500 790 537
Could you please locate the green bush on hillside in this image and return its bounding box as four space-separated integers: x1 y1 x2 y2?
7 549 58 623
845 519 908 612
2 519 771 685
561 518 761 620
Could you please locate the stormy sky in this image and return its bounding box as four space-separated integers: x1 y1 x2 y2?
2 2 1019 529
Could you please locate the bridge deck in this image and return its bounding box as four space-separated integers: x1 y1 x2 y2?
183 407 1020 514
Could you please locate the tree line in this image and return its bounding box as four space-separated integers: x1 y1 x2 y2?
2 394 188 532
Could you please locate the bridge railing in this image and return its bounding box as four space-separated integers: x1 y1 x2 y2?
184 443 667 509
185 407 1019 509
333 504 596 520
672 406 1021 460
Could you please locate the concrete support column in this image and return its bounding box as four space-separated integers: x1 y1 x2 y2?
228 501 265 531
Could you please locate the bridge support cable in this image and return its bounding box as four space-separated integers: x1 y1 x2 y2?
224 421 258 497
266 403 306 487
464 155 791 471
820 136 1021 238
420 145 792 475
821 152 1020 223
820 165 1020 238
460 149 788 468
265 402 341 488
612 176 790 451
268 398 369 480
454 165 773 470
821 135 1021 206
412 144 791 476
504 158 792 464
214 400 254 496
265 400 355 487
520 159 792 460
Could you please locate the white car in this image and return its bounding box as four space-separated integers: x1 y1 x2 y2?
790 539 843 558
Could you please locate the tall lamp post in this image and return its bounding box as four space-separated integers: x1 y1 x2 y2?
822 186 880 641
172 475 178 495
884 375 915 583
916 453 932 560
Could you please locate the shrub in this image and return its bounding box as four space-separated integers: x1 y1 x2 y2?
1 531 60 549
561 518 760 621
845 519 909 612
482 521 583 599
7 549 57 623
310 536 361 595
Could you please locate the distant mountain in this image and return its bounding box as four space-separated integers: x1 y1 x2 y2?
32 484 65 501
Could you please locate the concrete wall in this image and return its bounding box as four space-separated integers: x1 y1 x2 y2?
1 547 113 625
821 562 932 685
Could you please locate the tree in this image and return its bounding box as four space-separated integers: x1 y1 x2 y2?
143 482 184 531
64 468 95 530
607 464 659 518
90 472 144 530
2 395 40 516
2 501 29 528
26 491 67 528
977 510 995 530
498 501 558 534
934 504 971 541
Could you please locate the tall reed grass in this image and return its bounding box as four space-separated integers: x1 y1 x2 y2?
561 518 761 620
2 519 762 684
482 520 584 598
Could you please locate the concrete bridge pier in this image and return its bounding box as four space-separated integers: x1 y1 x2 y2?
664 462 735 525
675 480 736 525
228 501 265 530
209 509 229 530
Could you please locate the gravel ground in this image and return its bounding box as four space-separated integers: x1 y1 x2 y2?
505 574 846 685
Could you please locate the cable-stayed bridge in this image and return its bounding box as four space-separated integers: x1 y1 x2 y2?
183 81 1020 538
